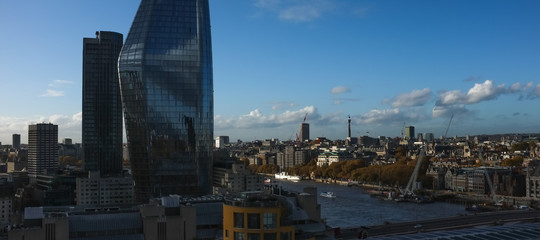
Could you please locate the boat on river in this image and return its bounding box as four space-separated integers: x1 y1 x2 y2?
275 172 301 182
320 191 336 198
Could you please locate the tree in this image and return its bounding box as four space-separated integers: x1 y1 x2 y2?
501 156 524 167
511 142 529 152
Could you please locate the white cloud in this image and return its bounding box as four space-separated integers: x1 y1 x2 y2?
524 82 534 90
437 80 521 106
509 83 521 93
279 5 322 22
216 106 319 130
387 88 432 108
271 101 297 110
432 105 468 118
49 80 74 87
466 80 505 103
0 112 82 144
532 84 540 98
354 108 425 125
331 86 351 94
40 89 65 97
254 0 334 22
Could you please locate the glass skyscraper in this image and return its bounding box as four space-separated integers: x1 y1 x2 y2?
118 0 213 203
83 31 124 175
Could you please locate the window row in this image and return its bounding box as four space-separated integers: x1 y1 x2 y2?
233 212 277 229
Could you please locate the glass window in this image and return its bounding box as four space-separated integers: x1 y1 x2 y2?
247 233 260 240
234 212 244 228
247 213 260 229
263 213 276 229
263 233 276 240
234 232 245 240
280 232 291 240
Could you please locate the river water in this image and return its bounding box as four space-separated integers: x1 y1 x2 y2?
278 180 468 228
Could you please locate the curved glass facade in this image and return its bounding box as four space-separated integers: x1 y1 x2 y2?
118 0 213 203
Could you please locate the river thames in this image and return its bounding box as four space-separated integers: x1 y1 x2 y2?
278 180 468 228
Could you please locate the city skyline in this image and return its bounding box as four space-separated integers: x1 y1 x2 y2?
1 0 540 144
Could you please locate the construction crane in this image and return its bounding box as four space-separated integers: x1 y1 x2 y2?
443 113 454 139
404 146 426 196
478 148 499 204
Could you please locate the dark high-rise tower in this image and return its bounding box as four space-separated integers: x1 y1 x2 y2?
82 31 124 175
118 0 213 203
12 133 20 150
301 123 309 142
28 123 58 179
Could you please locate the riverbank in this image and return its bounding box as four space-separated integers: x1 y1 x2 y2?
272 175 538 210
277 180 468 228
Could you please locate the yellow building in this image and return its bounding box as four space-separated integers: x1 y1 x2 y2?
223 192 294 240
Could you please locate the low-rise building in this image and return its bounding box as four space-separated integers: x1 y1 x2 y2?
223 188 329 240
76 171 134 206
214 163 263 194
526 160 540 199
317 152 354 167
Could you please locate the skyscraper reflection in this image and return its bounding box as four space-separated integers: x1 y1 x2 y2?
118 0 213 203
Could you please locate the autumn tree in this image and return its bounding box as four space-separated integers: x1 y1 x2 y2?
511 142 530 152
501 156 524 167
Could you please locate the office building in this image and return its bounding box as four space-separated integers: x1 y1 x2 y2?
301 123 309 142
76 171 133 206
213 162 263 194
223 188 329 240
82 31 124 175
12 134 20 150
118 0 214 203
8 196 224 240
27 123 58 179
404 126 415 141
216 136 230 148
223 193 294 240
425 133 434 142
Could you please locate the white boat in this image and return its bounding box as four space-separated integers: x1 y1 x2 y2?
320 191 336 198
275 172 288 180
287 175 301 182
274 172 301 182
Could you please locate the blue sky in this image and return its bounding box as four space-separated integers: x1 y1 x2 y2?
1 0 539 144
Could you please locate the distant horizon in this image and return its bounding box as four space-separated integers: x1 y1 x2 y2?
2 131 539 146
1 1 539 145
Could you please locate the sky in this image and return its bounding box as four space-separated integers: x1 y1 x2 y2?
1 0 539 145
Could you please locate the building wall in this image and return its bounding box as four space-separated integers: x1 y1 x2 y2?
215 163 263 194
141 205 197 240
527 176 540 199
301 123 309 142
0 197 12 227
223 202 294 240
27 123 58 179
76 173 134 206
8 215 69 240
12 134 20 150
